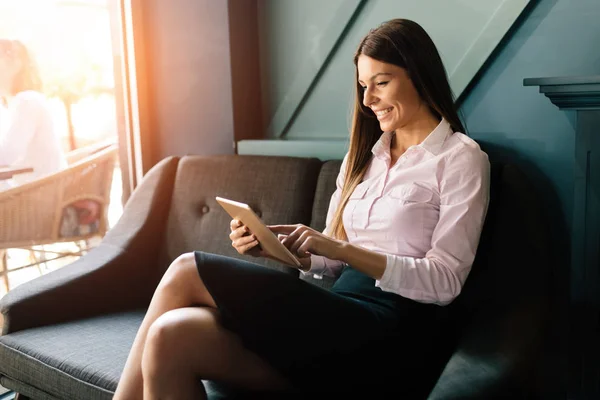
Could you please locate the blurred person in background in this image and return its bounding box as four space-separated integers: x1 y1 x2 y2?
0 39 66 190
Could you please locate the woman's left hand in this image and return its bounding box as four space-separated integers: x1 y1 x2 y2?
268 224 345 262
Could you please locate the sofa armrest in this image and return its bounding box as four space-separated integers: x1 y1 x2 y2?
427 296 549 399
426 161 554 399
0 156 180 335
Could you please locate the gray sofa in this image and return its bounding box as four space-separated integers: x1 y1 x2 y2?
0 154 551 399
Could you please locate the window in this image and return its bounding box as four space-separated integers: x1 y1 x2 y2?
0 0 134 298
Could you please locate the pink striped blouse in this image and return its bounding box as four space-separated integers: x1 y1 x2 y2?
307 118 491 305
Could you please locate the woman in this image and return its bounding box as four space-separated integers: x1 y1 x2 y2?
0 39 66 188
115 18 490 399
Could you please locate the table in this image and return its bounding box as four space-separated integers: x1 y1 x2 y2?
0 166 34 181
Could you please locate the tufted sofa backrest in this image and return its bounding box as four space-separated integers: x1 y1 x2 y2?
157 154 323 275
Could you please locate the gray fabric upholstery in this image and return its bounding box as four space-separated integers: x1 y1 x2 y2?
159 155 322 275
0 311 245 400
0 156 180 336
299 160 342 290
0 377 59 400
0 312 144 400
0 154 327 399
308 160 341 233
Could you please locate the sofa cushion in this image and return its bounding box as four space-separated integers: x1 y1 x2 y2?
0 376 59 400
0 311 236 400
0 312 144 400
159 155 323 275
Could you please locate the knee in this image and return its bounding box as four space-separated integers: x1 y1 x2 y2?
141 311 183 379
141 308 218 379
158 252 216 307
159 252 197 291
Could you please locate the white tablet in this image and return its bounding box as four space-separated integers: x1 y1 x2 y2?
216 196 302 268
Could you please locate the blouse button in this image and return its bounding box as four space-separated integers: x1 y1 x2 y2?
201 205 209 214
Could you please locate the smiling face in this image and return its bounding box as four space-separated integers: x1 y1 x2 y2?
357 55 424 133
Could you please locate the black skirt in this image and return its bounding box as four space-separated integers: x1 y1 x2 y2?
194 251 450 396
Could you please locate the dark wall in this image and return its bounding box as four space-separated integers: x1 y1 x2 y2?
136 0 263 167
228 1 264 146
459 1 600 398
140 0 236 166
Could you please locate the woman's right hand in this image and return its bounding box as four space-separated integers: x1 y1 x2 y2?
229 219 262 257
229 219 308 267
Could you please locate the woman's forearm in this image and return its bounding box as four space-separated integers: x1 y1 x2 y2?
333 242 387 280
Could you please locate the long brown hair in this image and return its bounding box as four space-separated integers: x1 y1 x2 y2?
0 39 42 95
329 19 465 241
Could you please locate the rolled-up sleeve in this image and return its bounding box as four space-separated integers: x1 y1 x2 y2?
376 148 490 305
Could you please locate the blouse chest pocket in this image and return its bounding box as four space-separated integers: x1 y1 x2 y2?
389 184 435 204
345 181 371 233
384 183 439 250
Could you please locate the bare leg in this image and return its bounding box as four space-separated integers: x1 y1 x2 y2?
113 253 216 399
141 307 289 400
113 253 288 400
